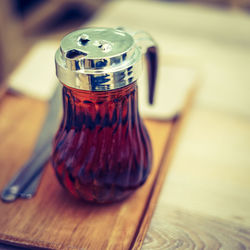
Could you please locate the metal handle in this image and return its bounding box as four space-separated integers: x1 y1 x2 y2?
134 31 158 105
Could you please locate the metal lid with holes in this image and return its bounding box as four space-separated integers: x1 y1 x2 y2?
55 27 142 91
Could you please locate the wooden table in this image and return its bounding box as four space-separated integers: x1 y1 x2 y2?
142 106 250 249
1 91 250 249
1 85 250 250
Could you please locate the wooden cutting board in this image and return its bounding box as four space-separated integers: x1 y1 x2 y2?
0 93 182 250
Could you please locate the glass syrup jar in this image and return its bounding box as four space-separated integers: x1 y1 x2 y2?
52 27 158 203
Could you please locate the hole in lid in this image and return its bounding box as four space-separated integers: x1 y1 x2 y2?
79 38 90 46
66 49 87 59
98 43 112 52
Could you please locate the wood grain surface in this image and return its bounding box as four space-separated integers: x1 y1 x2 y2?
142 205 250 250
0 93 179 250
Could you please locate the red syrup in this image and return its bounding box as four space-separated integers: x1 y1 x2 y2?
52 81 152 203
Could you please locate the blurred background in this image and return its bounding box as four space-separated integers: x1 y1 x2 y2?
0 0 250 115
0 0 250 241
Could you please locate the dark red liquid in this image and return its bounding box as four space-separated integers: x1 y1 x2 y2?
52 82 152 203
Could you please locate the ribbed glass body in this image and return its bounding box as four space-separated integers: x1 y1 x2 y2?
52 82 152 203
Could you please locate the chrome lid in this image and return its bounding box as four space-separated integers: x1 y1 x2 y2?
55 27 142 91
